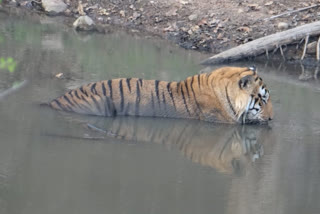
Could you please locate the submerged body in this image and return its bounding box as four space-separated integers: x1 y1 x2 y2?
49 67 273 124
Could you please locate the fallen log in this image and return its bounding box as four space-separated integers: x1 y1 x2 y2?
201 21 320 65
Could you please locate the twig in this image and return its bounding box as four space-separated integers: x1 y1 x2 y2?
301 35 309 60
264 4 320 21
272 45 279 54
87 123 107 134
265 49 269 59
0 80 28 100
279 45 285 60
317 36 320 61
87 123 126 139
44 133 106 141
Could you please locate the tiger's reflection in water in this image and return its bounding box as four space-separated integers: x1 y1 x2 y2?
79 116 272 175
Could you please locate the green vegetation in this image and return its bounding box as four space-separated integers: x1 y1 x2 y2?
0 57 17 73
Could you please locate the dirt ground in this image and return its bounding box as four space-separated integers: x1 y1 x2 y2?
2 0 320 55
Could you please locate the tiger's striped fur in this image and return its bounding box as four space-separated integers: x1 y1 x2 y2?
48 66 273 124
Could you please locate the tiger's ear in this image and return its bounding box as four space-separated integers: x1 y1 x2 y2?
238 75 254 89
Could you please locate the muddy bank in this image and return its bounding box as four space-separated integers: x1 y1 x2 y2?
1 0 320 64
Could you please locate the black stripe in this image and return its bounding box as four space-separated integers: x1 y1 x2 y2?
167 82 176 110
225 85 236 116
155 80 161 106
181 84 191 116
206 73 210 86
108 80 113 100
139 78 143 87
68 91 74 98
79 86 88 97
90 95 102 114
162 91 167 113
104 97 117 116
184 80 190 98
197 74 201 89
53 99 64 110
151 92 155 116
126 78 132 93
102 82 107 96
75 90 81 100
63 95 74 107
91 83 97 94
176 82 180 94
190 76 202 117
119 79 124 113
135 80 141 115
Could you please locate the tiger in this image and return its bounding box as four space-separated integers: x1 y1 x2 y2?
47 66 273 124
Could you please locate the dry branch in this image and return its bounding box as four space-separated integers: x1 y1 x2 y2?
317 36 320 61
0 80 28 100
201 21 320 65
264 4 320 21
301 35 309 60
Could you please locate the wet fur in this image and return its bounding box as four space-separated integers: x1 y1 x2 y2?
48 67 273 124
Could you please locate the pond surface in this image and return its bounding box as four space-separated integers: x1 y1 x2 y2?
1 14 320 214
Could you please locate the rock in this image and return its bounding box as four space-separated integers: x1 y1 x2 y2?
277 22 289 30
73 16 96 31
188 14 198 21
132 12 141 20
42 0 67 14
307 41 317 54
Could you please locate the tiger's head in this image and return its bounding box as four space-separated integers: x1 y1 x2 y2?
209 66 273 124
243 81 273 124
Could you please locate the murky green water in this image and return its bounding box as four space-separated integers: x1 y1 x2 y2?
1 14 320 214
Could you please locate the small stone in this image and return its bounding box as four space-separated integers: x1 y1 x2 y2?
42 0 67 13
307 41 317 54
119 10 125 17
277 22 289 30
188 14 198 21
73 15 96 31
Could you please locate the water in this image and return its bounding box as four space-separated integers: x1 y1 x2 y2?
1 14 320 214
